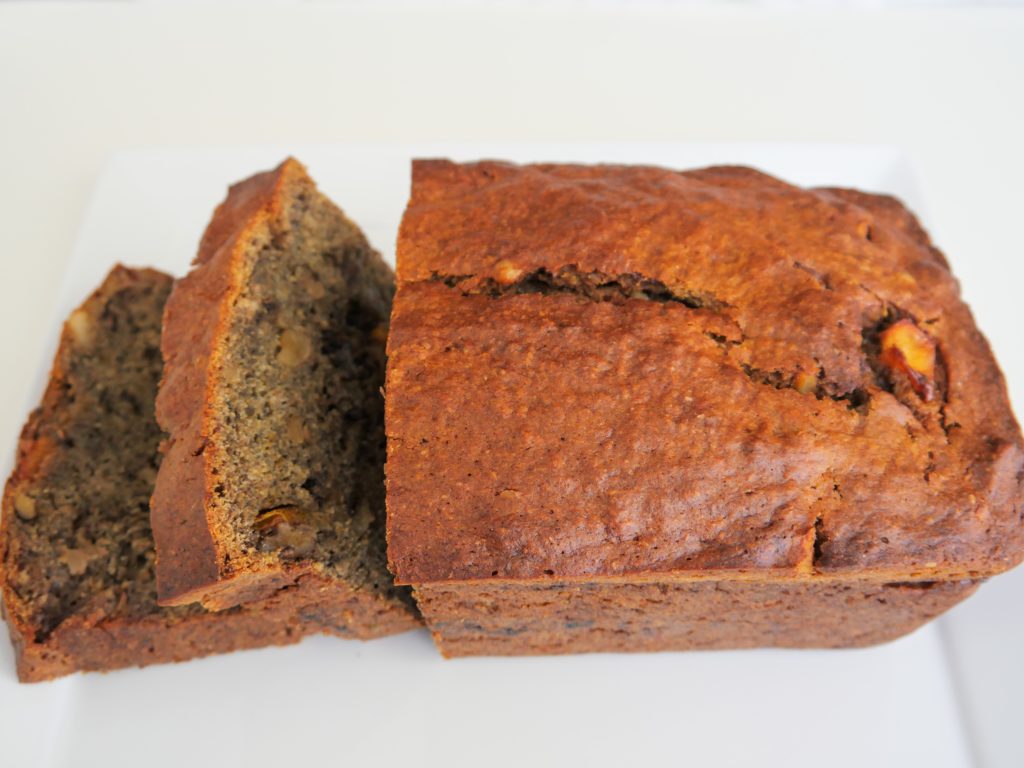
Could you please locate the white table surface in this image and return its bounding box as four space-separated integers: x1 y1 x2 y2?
1 4 1022 767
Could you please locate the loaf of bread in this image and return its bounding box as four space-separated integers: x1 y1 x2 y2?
151 159 419 637
0 266 383 682
385 160 1023 655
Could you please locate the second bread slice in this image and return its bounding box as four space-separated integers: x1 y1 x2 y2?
152 158 418 636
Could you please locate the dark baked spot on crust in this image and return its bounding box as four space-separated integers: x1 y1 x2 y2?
935 343 958 439
882 580 940 590
706 331 742 349
739 363 871 412
812 515 827 567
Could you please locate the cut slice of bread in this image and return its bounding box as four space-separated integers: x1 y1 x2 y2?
2 266 383 682
151 158 418 636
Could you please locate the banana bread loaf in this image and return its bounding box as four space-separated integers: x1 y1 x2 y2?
151 158 419 638
1 266 389 682
385 160 1022 655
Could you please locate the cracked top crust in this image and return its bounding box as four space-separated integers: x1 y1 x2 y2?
386 160 1024 584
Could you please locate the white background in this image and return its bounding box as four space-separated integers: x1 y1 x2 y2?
1 3 1023 767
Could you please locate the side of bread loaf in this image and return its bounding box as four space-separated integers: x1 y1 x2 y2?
415 578 979 656
151 159 418 635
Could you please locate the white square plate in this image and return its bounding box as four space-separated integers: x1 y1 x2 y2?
0 144 983 768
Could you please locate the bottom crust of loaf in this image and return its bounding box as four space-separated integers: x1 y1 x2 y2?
413 578 979 657
5 572 419 683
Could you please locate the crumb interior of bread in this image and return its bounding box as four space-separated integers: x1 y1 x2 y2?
3 272 194 640
211 179 403 601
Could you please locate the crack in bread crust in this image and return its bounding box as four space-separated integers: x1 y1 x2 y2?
430 265 730 311
426 262 948 427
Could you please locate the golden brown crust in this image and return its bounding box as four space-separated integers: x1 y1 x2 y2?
387 160 1024 588
152 161 300 606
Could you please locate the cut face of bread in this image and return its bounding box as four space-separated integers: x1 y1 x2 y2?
2 266 380 682
1 268 175 678
152 158 418 633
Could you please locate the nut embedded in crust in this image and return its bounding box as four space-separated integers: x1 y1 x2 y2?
66 309 96 348
879 318 937 401
793 371 818 395
494 260 524 284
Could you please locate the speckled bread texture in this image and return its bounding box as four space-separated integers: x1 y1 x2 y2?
151 159 419 637
1 267 390 683
385 160 1023 656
